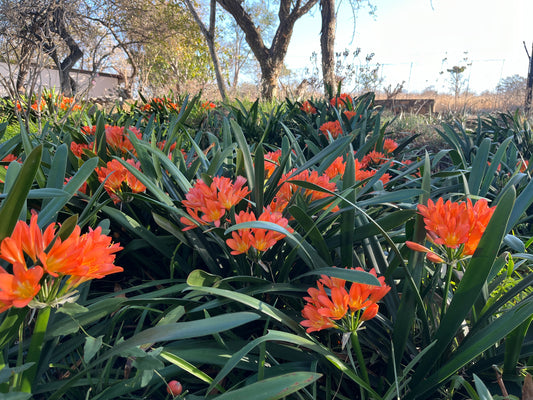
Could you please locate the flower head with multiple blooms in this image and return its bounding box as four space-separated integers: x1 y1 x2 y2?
96 159 147 204
406 197 496 260
180 176 250 230
0 213 122 313
301 267 390 333
300 100 317 115
71 125 143 157
330 93 353 108
226 210 293 256
319 120 343 139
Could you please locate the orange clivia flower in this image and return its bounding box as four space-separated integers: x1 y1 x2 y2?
81 125 97 136
300 100 317 114
301 267 390 333
0 263 44 309
105 125 142 154
180 176 250 230
319 120 343 139
417 198 496 256
70 142 92 158
324 156 346 179
226 210 293 255
30 98 46 112
264 149 282 178
330 93 353 108
269 170 339 212
343 110 358 120
201 101 216 110
383 138 399 154
96 158 147 204
361 150 389 168
272 169 339 213
0 213 122 312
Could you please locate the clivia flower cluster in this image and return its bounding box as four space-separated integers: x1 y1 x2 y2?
226 210 293 255
0 213 123 313
96 158 147 204
406 197 496 261
71 125 143 157
322 145 400 186
140 97 179 112
180 176 296 256
301 268 390 333
180 176 251 230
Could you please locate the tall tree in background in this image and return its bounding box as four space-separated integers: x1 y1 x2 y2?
184 0 227 100
87 0 209 97
320 0 336 95
216 0 319 100
0 0 83 96
218 1 276 95
525 41 533 114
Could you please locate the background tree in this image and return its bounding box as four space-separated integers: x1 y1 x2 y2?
183 0 227 100
446 65 466 109
86 0 210 98
216 0 319 100
524 41 533 114
320 0 336 95
0 0 84 96
217 0 276 95
496 74 526 109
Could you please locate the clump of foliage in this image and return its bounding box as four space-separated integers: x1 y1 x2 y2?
0 91 532 400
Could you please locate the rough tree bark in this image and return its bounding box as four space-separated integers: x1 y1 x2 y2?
217 0 319 100
525 41 533 114
184 0 227 101
320 0 336 96
9 1 82 96
49 6 83 96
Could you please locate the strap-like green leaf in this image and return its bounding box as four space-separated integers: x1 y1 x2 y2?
0 145 42 240
213 371 321 400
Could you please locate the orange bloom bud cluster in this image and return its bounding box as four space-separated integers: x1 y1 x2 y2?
180 176 251 230
96 159 147 204
264 149 282 178
330 93 353 108
301 268 390 333
0 213 122 313
180 176 297 255
201 101 216 110
72 125 142 157
323 156 391 186
140 97 179 112
273 169 339 213
343 110 359 120
383 138 399 154
417 198 496 256
319 120 343 139
226 210 293 255
30 98 46 112
300 100 317 114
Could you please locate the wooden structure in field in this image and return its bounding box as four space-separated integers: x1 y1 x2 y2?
374 98 435 115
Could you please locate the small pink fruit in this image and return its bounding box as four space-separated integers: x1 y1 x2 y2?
167 380 183 396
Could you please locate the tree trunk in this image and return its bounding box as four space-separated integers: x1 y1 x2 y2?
525 41 533 114
320 0 336 96
184 0 227 101
51 6 83 96
259 59 283 100
217 0 318 101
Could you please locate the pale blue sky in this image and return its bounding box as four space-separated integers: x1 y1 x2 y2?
286 0 533 93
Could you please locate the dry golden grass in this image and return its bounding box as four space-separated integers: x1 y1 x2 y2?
374 91 525 114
